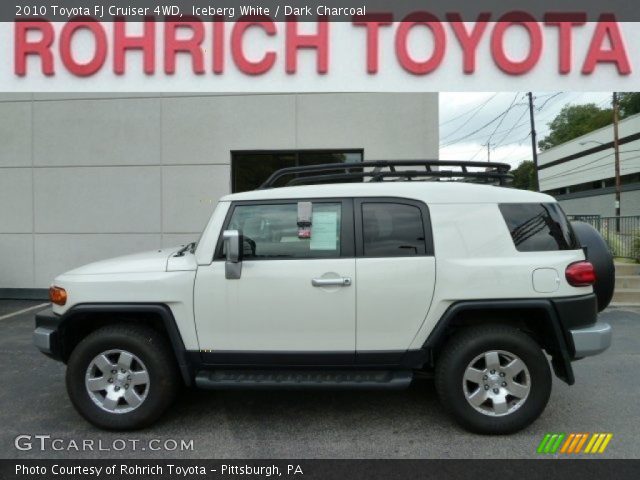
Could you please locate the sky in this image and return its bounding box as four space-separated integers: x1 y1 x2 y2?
439 92 612 169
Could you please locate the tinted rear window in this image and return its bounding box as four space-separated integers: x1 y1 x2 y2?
499 203 578 252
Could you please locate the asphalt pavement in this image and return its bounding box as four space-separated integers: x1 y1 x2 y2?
1 300 638 459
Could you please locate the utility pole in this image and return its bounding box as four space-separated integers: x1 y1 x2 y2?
486 142 491 162
613 92 622 232
528 92 539 191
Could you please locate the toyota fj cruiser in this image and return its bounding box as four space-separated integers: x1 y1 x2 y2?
34 161 614 434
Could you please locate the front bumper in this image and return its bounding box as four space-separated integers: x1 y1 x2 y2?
33 308 63 360
33 327 55 354
570 322 612 357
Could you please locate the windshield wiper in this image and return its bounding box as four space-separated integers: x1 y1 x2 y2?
174 242 196 257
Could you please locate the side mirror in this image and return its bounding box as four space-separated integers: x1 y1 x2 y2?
223 230 243 279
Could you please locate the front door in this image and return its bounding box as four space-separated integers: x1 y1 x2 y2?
194 199 356 363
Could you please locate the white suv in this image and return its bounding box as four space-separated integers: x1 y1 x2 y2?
34 161 613 434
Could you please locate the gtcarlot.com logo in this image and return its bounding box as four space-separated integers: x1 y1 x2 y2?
537 433 613 454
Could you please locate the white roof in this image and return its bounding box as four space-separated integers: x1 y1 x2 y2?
221 182 554 204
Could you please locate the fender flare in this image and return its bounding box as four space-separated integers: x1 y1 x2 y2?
59 303 193 386
423 299 575 385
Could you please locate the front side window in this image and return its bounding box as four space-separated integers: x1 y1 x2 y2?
362 203 427 257
225 203 342 259
499 203 579 252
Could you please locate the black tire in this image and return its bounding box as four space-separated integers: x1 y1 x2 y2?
435 325 551 434
571 221 615 312
66 324 180 430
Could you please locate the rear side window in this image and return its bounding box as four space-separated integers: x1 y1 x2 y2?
499 203 579 252
362 203 427 256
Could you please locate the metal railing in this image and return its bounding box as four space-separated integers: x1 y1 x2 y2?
568 215 640 259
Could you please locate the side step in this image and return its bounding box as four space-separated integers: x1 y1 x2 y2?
195 369 413 390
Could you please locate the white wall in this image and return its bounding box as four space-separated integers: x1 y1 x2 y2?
0 93 438 290
538 112 640 191
559 189 640 217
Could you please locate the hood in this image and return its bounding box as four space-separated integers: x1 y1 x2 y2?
63 247 181 275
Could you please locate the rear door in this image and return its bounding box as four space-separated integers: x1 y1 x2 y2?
354 198 436 356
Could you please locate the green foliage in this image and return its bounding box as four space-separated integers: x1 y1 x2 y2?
633 230 640 261
538 103 613 151
511 160 536 191
618 92 640 119
604 233 623 258
537 93 640 152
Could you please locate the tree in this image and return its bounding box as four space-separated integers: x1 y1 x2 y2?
618 92 640 119
538 103 613 151
511 160 536 191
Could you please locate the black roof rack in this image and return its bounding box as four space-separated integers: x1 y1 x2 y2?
259 160 513 189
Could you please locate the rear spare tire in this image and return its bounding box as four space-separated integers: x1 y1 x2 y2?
571 221 615 311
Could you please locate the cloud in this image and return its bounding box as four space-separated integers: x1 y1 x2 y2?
439 92 612 169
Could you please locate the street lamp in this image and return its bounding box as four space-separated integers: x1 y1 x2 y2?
575 94 622 232
613 92 622 231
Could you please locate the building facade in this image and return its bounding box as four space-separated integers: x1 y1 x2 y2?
0 93 438 293
538 112 640 217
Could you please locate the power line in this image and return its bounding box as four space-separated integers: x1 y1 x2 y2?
541 152 616 181
485 92 521 148
441 121 529 145
541 149 640 182
495 133 532 162
441 96 525 147
439 93 499 127
469 145 486 160
440 119 530 145
493 105 530 149
541 157 640 187
442 92 571 150
535 92 563 99
536 92 563 111
440 94 501 141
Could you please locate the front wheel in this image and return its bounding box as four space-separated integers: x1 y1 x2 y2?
435 325 551 434
66 324 180 430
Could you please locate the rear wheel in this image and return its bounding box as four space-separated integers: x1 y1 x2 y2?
66 324 180 430
435 325 551 434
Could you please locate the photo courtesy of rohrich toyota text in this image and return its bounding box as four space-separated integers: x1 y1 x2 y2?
0 0 639 478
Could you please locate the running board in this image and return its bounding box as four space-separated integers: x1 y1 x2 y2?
195 369 413 390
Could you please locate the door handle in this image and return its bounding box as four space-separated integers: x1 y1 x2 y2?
311 277 352 287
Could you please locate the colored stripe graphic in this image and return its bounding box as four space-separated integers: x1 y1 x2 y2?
585 433 614 454
539 433 612 454
598 434 613 453
567 433 583 453
574 433 589 454
537 433 565 454
584 433 599 453
560 433 575 453
537 434 552 453
550 434 565 453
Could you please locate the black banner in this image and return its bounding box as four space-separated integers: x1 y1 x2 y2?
2 459 640 480
7 0 640 22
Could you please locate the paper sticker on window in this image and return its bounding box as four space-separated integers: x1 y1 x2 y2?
310 211 338 250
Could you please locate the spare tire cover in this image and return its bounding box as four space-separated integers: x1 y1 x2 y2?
570 221 615 312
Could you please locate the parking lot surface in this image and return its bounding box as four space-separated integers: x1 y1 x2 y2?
1 301 638 459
